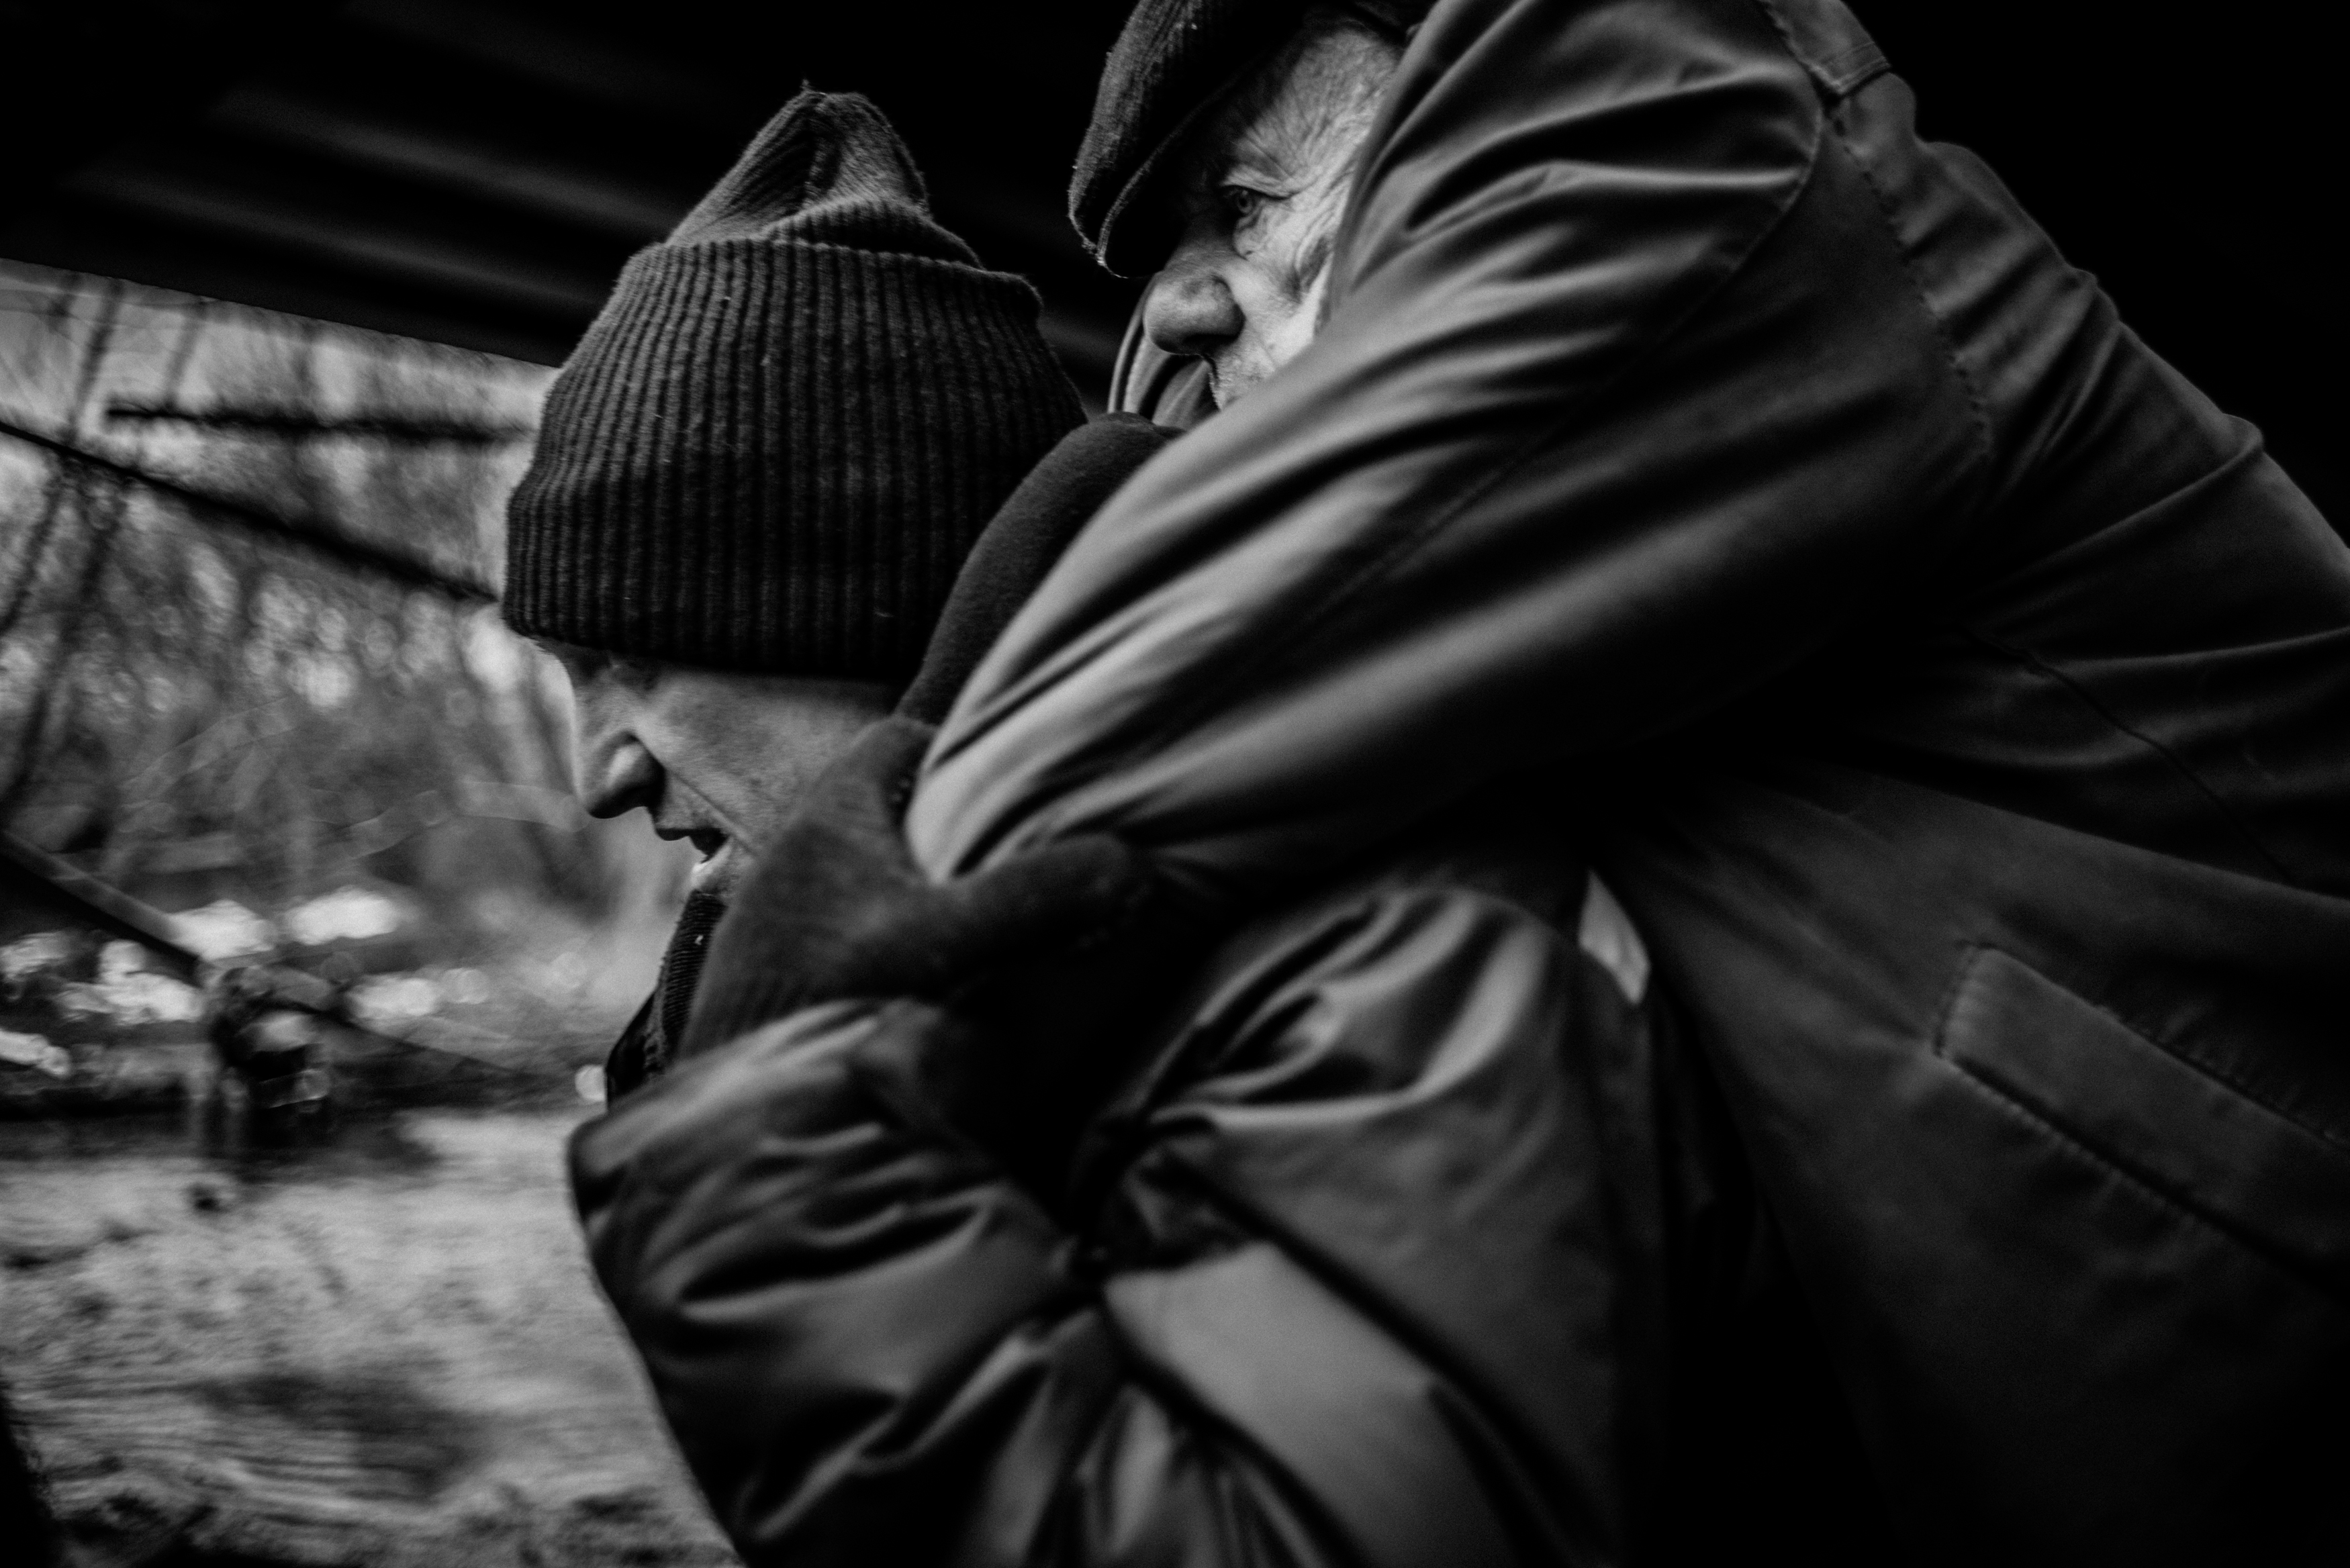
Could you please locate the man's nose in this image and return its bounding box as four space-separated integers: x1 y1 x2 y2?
1142 238 1246 360
575 725 662 820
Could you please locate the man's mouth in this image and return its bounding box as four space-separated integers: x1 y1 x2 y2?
686 830 734 892
655 824 735 891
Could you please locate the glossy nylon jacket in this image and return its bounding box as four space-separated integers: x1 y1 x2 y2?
572 424 1893 1565
576 779 1903 1567
579 0 2350 1561
892 0 2345 1559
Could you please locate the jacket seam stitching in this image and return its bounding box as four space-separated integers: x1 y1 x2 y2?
1959 624 2300 887
1814 42 1888 95
1922 936 1983 1050
1931 946 2346 1306
1940 942 2350 1153
1746 0 1889 99
1824 110 1997 477
1939 1050 2344 1306
1742 0 1969 453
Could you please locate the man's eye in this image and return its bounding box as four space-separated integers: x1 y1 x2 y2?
1217 184 1271 226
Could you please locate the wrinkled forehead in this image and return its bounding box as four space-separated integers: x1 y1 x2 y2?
1166 13 1405 198
1074 0 1424 274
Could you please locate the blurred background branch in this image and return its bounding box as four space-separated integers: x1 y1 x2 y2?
0 264 669 955
0 412 498 601
102 403 536 445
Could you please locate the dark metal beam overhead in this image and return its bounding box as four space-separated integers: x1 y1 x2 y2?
0 0 2339 525
0 0 1139 389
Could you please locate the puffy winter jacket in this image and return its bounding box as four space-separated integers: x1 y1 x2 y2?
575 414 1890 1565
576 775 1904 1567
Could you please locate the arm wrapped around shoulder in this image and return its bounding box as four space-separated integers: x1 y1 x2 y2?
679 716 1157 1054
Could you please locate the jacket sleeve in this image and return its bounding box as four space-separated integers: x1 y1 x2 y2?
906 0 1985 900
571 997 1336 1568
571 877 1650 1568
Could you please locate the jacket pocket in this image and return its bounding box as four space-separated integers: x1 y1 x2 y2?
1936 946 2350 1302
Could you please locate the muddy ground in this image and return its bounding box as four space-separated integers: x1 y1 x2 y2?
1 1087 736 1567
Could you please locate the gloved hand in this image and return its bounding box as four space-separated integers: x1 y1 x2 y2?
677 715 1156 1061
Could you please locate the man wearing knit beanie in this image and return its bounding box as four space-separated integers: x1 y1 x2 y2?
505 89 1145 1093
508 89 1086 680
549 78 1811 1568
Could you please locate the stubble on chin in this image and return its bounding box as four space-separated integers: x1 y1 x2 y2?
1207 340 1280 407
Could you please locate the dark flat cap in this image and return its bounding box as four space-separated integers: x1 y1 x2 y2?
1070 0 1427 278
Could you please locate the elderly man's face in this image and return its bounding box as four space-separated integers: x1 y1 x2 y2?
1140 15 1400 407
545 644 893 901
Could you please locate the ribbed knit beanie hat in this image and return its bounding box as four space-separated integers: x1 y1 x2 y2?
504 91 1085 678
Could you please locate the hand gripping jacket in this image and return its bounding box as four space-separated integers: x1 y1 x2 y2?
580 0 2350 1561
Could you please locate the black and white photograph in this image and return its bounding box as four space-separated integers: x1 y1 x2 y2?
1 2 2342 1565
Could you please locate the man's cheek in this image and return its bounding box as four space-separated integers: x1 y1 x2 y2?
1292 264 1334 351
1249 266 1328 381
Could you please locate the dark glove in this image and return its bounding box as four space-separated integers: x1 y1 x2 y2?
677 715 1155 1061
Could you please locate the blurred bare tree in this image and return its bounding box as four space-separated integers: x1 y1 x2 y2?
0 262 641 941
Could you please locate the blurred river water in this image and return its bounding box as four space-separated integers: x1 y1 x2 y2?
0 1105 735 1567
